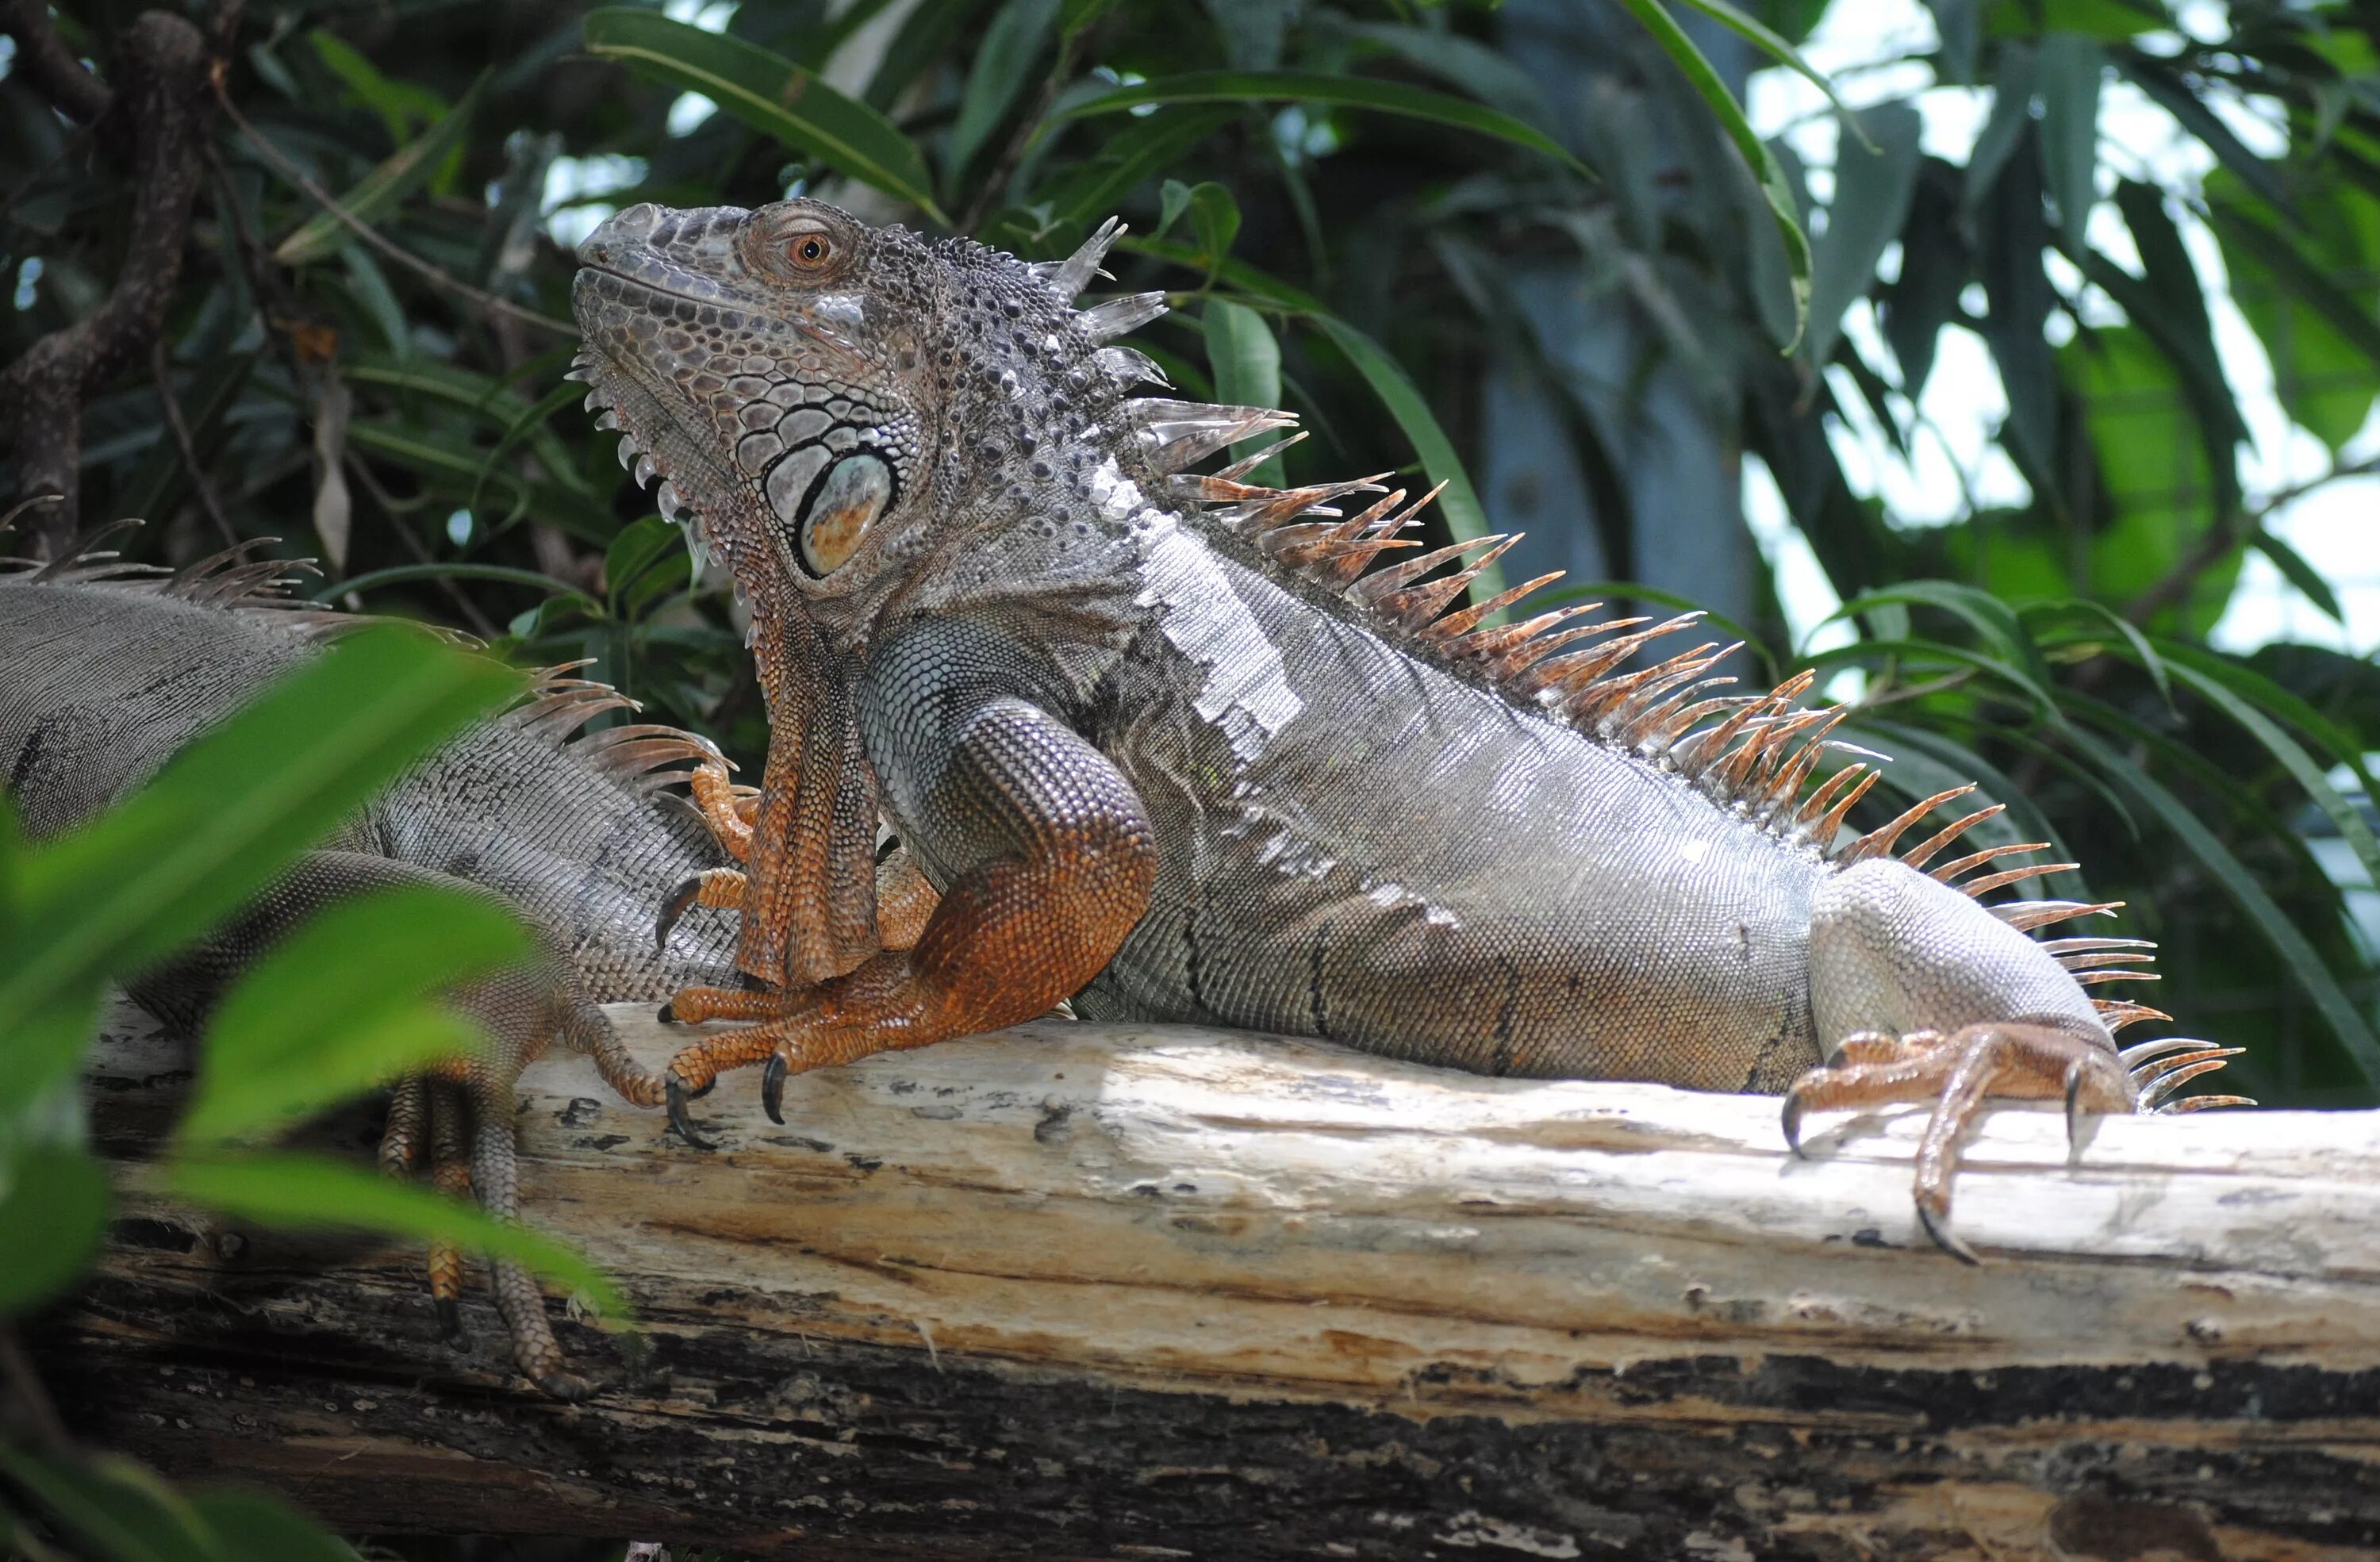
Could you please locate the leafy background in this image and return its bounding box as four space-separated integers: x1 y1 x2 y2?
5 0 2380 1556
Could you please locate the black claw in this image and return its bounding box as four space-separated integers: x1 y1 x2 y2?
1780 1092 1807 1159
666 1077 716 1149
537 1370 598 1403
762 1053 788 1125
657 1000 678 1025
654 877 704 951
2063 1061 2086 1161
1915 1201 1981 1266
436 1297 463 1340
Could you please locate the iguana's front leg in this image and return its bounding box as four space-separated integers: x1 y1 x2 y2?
660 625 1154 1139
1785 860 2243 1260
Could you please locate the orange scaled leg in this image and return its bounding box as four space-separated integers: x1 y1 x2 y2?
659 835 1146 1146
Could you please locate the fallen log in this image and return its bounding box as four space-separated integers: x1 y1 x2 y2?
33 1000 2380 1560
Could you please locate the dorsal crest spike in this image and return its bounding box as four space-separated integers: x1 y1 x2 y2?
1079 290 1168 343
1042 216 1126 300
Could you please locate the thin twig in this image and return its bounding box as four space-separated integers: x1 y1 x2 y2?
150 339 240 547
211 84 578 338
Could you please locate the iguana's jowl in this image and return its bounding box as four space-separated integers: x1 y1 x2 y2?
569 198 2246 1257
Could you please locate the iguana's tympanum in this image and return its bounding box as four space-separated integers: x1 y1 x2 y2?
569 199 2244 1258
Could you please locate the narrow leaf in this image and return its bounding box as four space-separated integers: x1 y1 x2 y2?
1807 100 1922 367
1609 0 1812 350
582 10 947 223
2071 725 2380 1085
1054 69 1588 175
1310 313 1506 612
2035 33 2105 232
163 1151 630 1318
1040 105 1238 228
1668 0 1871 136
2248 529 2347 624
274 73 489 267
2159 659 2380 896
949 0 1060 179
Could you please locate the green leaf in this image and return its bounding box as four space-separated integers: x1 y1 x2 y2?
2248 529 2347 624
1188 180 1240 271
1307 314 1505 615
2064 727 2380 1088
2154 638 2380 810
1667 0 1871 134
184 1492 359 1562
2021 596 2174 709
1807 100 1922 368
2210 189 2380 447
0 1447 201 1562
2115 48 2290 214
1829 580 2057 698
179 885 530 1146
0 1144 109 1317
0 981 98 1131
949 0 1060 181
1608 0 1812 351
605 514 684 609
2156 657 2380 899
1203 300 1284 485
1881 158 1965 397
1039 105 1239 229
3 627 516 1025
2035 32 2105 232
1156 177 1192 239
309 29 447 148
163 1151 629 1318
582 10 947 223
1053 69 1589 175
273 72 489 267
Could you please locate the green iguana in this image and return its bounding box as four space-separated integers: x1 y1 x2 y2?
0 529 750 1395
570 198 2247 1259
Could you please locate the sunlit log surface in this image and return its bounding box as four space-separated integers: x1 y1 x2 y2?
37 999 2380 1560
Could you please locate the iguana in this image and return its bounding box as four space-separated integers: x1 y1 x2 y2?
570 198 2248 1260
0 528 754 1395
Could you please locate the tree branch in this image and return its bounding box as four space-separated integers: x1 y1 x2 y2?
0 10 213 558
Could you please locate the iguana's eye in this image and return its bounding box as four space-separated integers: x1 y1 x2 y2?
786 233 833 268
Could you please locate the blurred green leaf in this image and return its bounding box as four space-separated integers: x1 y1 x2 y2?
1039 105 1238 228
273 72 489 267
1668 0 1871 132
184 1491 359 1562
0 1144 108 1318
1610 0 1812 350
2065 726 2380 1088
0 1446 209 1562
163 1152 629 1319
1054 70 1589 175
2035 33 2104 232
583 10 948 222
950 0 1060 181
323 562 598 604
1188 180 1240 271
179 885 530 1146
1807 100 1921 367
4 627 516 1024
1203 300 1284 485
1309 314 1503 612
2248 530 2347 625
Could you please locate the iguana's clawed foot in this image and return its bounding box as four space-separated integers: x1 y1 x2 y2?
655 868 747 951
1783 1023 2139 1264
688 757 756 862
665 1073 721 1149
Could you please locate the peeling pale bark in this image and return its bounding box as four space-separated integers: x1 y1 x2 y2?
36 1000 2380 1560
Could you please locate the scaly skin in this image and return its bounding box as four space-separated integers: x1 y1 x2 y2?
0 551 744 1394
569 198 2246 1257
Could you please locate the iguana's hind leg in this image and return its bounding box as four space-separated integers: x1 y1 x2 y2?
464 1061 594 1401
655 843 939 959
660 689 1150 1142
1794 858 2144 1261
424 1078 473 1336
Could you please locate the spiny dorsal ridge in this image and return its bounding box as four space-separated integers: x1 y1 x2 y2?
1038 217 1126 301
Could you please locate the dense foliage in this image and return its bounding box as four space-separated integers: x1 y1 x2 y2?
5 0 2380 1553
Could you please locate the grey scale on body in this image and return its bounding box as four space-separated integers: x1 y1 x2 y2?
567 198 2244 1261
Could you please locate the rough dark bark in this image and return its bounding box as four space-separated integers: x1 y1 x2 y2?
0 7 213 557
32 1003 2380 1560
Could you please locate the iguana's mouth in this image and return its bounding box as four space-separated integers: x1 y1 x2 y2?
572 259 859 359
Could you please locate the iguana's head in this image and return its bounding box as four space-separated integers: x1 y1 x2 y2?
570 198 1206 650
